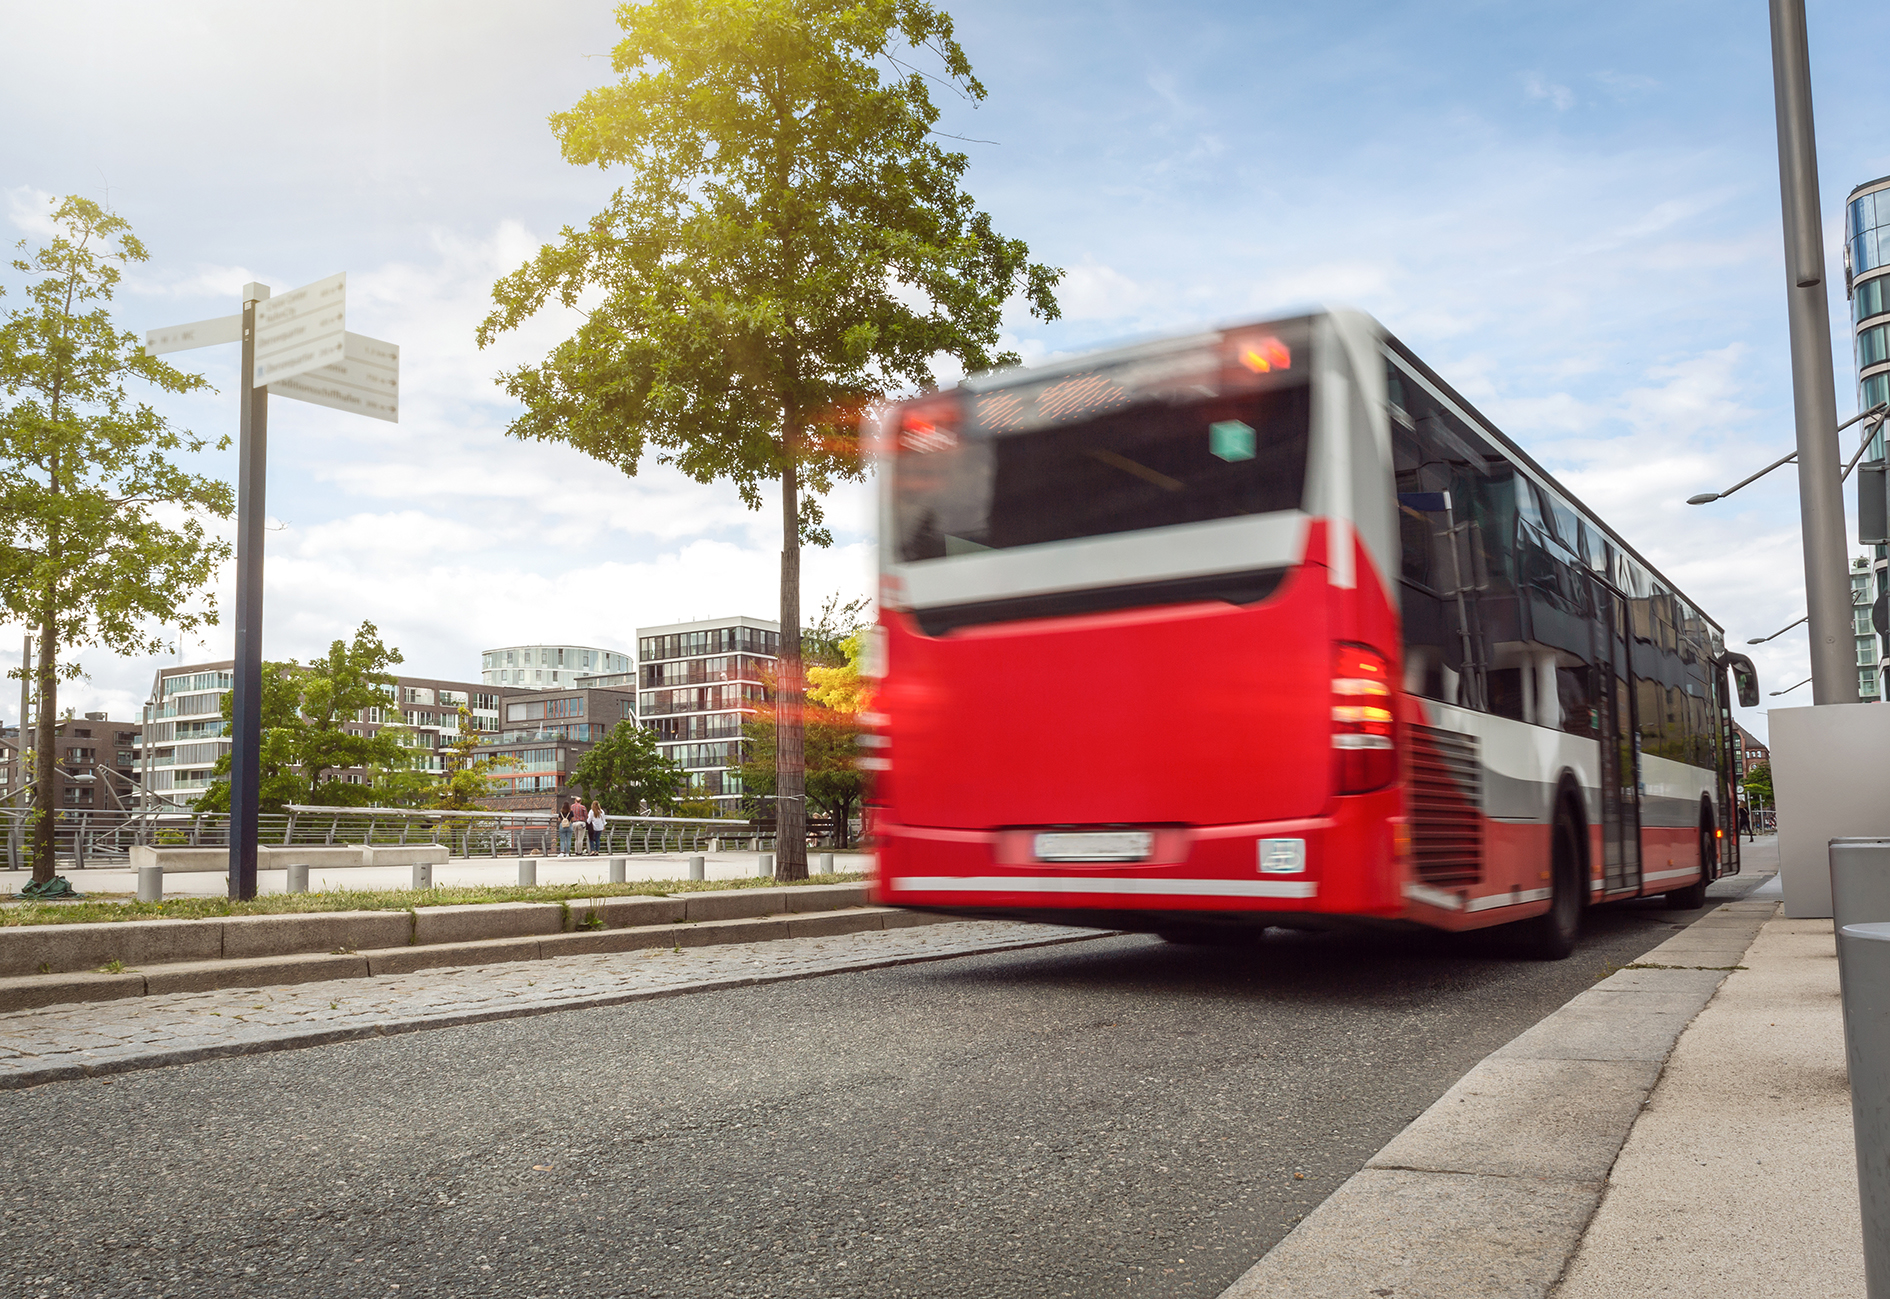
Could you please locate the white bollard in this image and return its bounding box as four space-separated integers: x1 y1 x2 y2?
287 863 310 894
609 856 627 884
519 858 537 887
758 852 774 878
137 865 163 903
689 854 705 881
411 863 433 890
816 852 834 875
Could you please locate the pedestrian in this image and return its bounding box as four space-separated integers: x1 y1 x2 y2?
557 801 574 857
588 800 606 855
1738 804 1751 841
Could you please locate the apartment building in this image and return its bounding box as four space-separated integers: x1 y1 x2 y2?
636 616 780 812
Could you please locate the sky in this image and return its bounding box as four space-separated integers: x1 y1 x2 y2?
3 0 1888 742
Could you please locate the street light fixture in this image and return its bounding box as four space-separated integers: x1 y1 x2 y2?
1686 403 1887 505
1749 614 1809 644
1770 675 1812 696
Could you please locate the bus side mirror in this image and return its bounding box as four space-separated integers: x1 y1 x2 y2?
1722 652 1760 709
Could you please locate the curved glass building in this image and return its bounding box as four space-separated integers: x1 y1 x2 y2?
1848 175 1890 417
1847 174 1890 702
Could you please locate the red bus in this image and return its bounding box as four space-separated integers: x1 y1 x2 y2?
864 311 1760 958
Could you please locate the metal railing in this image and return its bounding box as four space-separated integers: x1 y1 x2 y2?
0 804 780 872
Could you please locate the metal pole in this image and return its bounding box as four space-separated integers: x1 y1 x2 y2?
227 283 271 900
1768 0 1859 705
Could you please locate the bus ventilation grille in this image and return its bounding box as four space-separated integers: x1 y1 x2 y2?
1408 723 1483 884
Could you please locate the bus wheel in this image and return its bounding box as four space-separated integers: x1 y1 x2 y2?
1516 807 1583 961
1664 827 1712 910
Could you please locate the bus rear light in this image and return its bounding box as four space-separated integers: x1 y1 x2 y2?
1333 644 1395 793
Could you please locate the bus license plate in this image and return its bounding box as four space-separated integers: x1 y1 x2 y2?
1033 832 1153 862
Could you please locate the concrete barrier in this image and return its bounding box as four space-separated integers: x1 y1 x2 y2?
128 845 369 873
361 844 449 867
410 901 562 946
287 864 309 894
220 911 411 960
0 918 225 977
519 858 537 888
137 866 163 903
609 856 627 884
412 863 433 890
689 855 705 881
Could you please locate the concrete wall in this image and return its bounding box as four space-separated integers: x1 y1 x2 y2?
1771 703 1890 918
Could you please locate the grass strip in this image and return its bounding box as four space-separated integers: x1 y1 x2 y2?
0 872 868 927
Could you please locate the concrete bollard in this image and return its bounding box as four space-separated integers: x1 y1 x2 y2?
609 856 627 884
411 863 433 891
137 865 163 903
287 863 310 894
1837 920 1890 1296
1831 839 1890 936
816 852 834 875
689 854 705 882
758 852 774 878
519 858 537 888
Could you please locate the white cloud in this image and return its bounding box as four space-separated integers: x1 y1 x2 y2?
1525 74 1577 111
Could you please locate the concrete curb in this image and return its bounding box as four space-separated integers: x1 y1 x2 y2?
0 882 870 978
1216 895 1779 1299
0 926 1111 1092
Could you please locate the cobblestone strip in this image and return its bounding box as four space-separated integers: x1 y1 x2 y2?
0 920 1110 1091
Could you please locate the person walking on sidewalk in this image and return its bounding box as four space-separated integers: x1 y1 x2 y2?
557 802 574 857
587 800 606 856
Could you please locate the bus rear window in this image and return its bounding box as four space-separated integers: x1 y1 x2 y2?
894 324 1312 563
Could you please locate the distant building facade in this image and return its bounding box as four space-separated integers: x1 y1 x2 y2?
137 661 506 810
1847 176 1890 699
636 616 780 812
3 713 143 813
481 644 632 691
466 684 642 810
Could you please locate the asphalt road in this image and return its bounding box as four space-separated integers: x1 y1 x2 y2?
0 877 1759 1299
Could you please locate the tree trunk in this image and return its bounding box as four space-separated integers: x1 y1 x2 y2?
30 611 57 883
775 414 808 880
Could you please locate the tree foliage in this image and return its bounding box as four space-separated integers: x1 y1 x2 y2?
193 622 412 813
477 0 1058 876
0 196 234 879
572 720 687 815
1742 760 1773 808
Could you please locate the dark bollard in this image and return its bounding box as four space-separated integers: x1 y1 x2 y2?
1837 920 1890 1296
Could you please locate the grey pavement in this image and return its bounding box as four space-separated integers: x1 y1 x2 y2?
0 871 1753 1298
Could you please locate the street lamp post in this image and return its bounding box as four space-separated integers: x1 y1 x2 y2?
1768 0 1858 705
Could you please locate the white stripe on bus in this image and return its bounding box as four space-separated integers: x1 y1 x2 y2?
889 876 1318 900
1641 866 1700 884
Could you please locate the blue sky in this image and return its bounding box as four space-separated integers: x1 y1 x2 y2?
3 0 1888 740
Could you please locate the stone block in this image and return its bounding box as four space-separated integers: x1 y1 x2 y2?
783 882 870 913
360 844 449 866
676 916 792 947
219 910 411 960
0 918 224 977
144 952 370 995
127 845 227 873
679 889 787 923
0 970 146 1013
1366 1056 1661 1182
363 935 544 975
410 902 563 946
569 896 685 930
258 846 365 869
786 910 885 939
540 926 689 958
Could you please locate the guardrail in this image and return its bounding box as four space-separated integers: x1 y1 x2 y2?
0 805 784 872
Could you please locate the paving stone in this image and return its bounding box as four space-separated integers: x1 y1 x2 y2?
0 920 1105 1087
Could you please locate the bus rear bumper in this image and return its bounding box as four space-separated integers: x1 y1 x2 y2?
872 800 1403 917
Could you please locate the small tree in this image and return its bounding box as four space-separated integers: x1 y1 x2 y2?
193 622 412 812
428 707 517 810
572 720 686 815
0 197 234 887
1743 760 1773 810
477 0 1059 878
741 625 872 848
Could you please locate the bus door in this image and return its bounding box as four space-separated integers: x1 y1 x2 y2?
1714 660 1741 875
1593 584 1642 893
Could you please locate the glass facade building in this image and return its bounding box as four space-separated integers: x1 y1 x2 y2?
481 644 632 691
635 615 780 811
1847 174 1890 702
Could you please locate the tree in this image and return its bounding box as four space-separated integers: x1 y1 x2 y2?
0 197 234 889
426 707 518 811
1743 760 1773 810
742 628 872 847
572 719 687 815
477 0 1059 877
193 622 413 812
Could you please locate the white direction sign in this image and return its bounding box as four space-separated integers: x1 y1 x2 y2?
253 271 346 387
269 332 399 423
144 314 242 356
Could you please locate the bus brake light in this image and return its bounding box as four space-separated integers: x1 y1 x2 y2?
1333 643 1395 794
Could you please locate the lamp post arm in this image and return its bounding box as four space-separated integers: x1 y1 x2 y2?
1841 413 1889 482
1748 613 1808 644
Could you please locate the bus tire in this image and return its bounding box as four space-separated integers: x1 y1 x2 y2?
1517 805 1583 961
1664 826 1713 910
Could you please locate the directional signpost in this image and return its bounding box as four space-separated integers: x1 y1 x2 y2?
147 274 398 899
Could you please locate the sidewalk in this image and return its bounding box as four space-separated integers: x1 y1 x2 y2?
1553 888 1862 1296
1221 836 1868 1298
